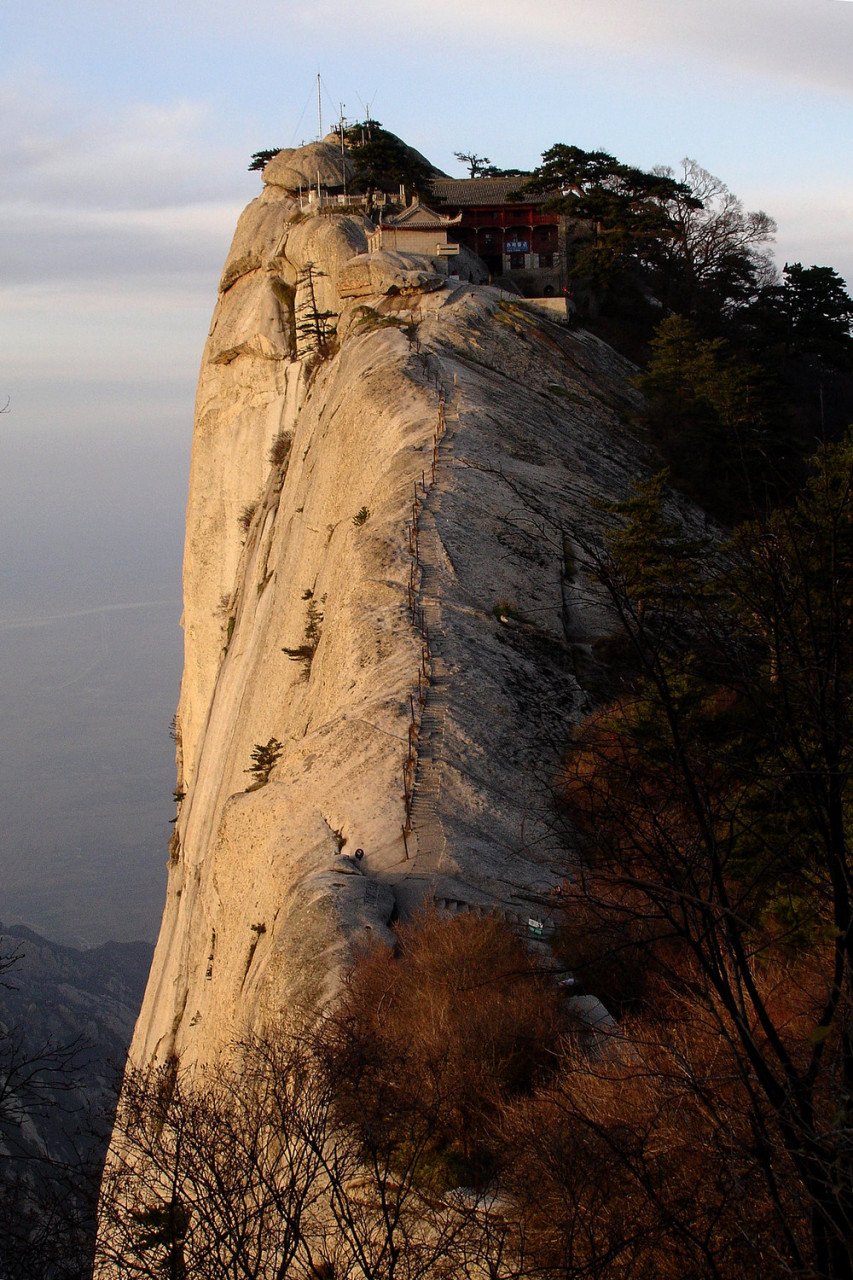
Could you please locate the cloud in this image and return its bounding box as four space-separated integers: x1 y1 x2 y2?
760 184 853 288
0 201 242 290
17 1 851 98
0 74 251 296
0 75 250 432
362 0 853 97
138 0 853 98
0 74 247 208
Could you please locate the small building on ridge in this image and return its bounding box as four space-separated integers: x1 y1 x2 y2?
368 198 462 258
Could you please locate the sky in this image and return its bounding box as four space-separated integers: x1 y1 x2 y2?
1 0 852 945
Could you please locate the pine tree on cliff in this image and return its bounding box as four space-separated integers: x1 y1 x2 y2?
344 119 435 208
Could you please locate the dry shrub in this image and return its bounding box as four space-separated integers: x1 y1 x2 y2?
238 501 257 533
268 431 292 469
98 1040 331 1280
326 910 560 1189
501 1000 808 1280
99 913 829 1279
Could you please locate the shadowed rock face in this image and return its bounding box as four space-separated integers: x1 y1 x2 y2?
126 143 652 1072
0 924 151 1175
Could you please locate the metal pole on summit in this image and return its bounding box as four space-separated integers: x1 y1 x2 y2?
339 104 347 196
317 72 322 140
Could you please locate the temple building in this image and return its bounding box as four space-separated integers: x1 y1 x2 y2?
430 177 564 298
367 198 462 258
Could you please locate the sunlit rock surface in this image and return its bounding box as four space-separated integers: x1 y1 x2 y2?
127 142 651 1071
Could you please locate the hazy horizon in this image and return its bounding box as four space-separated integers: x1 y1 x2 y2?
2 0 852 947
0 426 187 947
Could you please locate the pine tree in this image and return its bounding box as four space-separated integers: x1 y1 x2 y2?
245 738 283 786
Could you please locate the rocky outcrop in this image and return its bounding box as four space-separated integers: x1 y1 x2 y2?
337 250 446 298
127 142 652 1072
261 139 353 194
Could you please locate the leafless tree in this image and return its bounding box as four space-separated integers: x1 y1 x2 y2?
549 441 853 1278
0 945 102 1280
97 972 530 1280
654 158 777 313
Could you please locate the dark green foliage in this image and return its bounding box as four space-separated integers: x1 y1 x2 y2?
352 304 418 342
593 469 712 616
302 590 323 648
281 590 324 677
169 787 185 824
268 430 292 469
295 264 337 359
479 165 528 178
733 265 853 494
238 501 257 533
248 149 281 172
636 262 853 519
514 143 853 470
523 144 695 302
454 151 491 178
621 165 853 512
751 262 853 370
344 119 435 203
245 738 283 786
452 151 528 180
635 316 774 519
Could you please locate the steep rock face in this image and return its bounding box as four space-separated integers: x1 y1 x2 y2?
261 139 352 195
130 154 652 1070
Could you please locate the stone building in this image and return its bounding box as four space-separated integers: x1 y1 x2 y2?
367 198 462 259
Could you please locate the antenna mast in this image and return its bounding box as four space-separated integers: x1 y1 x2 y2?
339 103 347 197
317 73 322 140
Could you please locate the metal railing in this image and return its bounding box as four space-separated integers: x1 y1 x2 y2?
298 190 389 212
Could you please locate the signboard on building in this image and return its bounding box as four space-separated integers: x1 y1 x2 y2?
505 239 530 253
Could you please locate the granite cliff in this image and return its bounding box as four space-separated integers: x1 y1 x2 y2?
128 140 651 1072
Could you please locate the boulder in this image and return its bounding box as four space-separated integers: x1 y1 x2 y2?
337 251 446 298
262 141 353 193
280 215 369 299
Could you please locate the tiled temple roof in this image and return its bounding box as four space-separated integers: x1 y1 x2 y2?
430 176 548 206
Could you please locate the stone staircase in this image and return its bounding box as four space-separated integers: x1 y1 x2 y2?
432 893 523 927
406 387 561 953
409 521 450 872
408 392 457 874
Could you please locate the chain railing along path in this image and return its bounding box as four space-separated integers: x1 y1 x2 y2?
393 357 457 917
396 352 560 947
